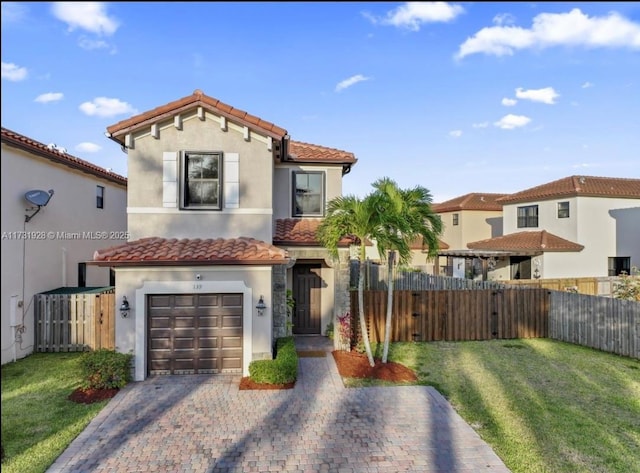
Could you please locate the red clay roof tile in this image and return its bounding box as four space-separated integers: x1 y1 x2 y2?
432 193 507 212
1 127 127 187
409 237 450 250
288 141 357 165
498 176 640 204
467 230 584 252
273 218 358 247
92 237 288 266
106 89 288 140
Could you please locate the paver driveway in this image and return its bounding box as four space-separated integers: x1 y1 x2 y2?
47 339 510 473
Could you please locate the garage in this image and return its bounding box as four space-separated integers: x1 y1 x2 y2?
147 293 243 375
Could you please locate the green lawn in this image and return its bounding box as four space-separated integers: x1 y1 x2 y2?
369 339 640 473
2 341 639 473
1 353 111 473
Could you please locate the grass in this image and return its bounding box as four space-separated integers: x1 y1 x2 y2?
2 341 638 473
359 339 640 473
1 353 111 473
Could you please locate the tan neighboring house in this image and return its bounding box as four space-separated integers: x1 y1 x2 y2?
466 176 640 280
90 90 357 380
1 127 127 365
431 193 506 278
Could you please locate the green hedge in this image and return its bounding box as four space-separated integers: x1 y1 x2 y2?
79 349 133 389
248 336 298 384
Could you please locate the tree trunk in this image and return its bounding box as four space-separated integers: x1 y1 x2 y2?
358 251 375 367
382 250 395 363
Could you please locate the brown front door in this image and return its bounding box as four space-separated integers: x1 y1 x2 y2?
293 264 322 334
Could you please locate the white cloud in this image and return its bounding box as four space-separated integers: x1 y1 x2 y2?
367 2 465 31
449 130 463 138
494 114 531 129
516 87 559 104
502 97 517 106
76 142 102 153
1 62 28 81
472 122 489 128
456 8 640 59
335 74 370 92
493 13 515 26
582 81 594 88
79 97 137 117
78 37 109 50
51 2 119 36
35 92 64 104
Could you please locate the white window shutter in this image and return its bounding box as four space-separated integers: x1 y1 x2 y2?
224 153 239 209
163 151 178 208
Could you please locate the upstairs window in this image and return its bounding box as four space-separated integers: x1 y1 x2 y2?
452 213 459 226
608 256 630 276
292 171 324 217
557 201 570 218
517 205 538 228
181 151 222 209
96 185 104 209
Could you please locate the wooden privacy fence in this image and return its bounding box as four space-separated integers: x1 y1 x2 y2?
35 287 115 352
549 291 639 359
351 288 549 344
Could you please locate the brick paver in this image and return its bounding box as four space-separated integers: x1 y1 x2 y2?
46 337 510 473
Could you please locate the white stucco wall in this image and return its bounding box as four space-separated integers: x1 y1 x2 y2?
503 196 640 277
1 144 127 365
113 265 273 380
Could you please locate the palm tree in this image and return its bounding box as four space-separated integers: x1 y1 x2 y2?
372 178 443 363
317 192 401 367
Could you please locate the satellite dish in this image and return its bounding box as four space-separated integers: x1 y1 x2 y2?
25 190 53 207
24 189 54 222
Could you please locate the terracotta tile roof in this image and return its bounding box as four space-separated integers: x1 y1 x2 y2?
409 237 450 250
273 218 358 247
288 141 357 165
467 230 584 252
432 193 507 212
92 237 288 266
498 176 640 204
1 127 127 187
106 89 288 141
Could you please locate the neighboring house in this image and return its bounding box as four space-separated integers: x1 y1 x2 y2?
430 193 506 278
90 90 357 380
1 127 127 365
465 176 640 280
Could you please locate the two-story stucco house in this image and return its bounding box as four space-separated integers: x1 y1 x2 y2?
431 193 506 278
91 90 356 380
466 176 640 280
1 127 127 365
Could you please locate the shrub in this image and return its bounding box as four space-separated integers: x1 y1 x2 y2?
79 349 133 390
325 322 334 340
613 270 640 302
248 337 297 384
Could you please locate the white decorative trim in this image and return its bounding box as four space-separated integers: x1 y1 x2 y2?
224 153 240 209
267 136 273 152
243 126 250 141
151 124 159 139
162 152 178 207
125 134 134 149
197 106 205 120
135 280 253 381
220 116 227 131
127 207 272 215
174 115 182 130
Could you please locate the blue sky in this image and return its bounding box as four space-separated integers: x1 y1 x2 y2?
2 2 639 202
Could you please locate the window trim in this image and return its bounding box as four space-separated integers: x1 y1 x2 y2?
96 185 104 209
557 201 570 219
292 170 325 217
179 150 223 210
452 213 459 226
517 204 539 228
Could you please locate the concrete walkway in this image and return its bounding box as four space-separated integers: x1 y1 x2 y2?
47 336 510 473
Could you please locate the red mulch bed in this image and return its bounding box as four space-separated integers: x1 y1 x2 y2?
239 350 417 390
68 387 119 404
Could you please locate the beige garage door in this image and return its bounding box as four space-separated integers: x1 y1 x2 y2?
147 293 243 375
